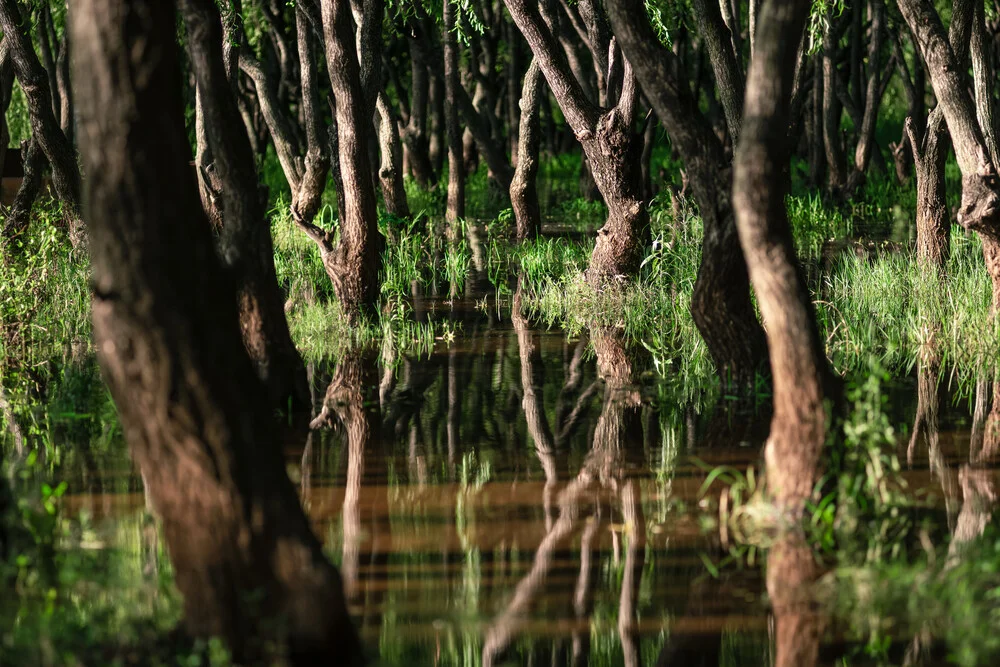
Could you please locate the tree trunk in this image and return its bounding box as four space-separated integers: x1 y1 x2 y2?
0 0 82 241
179 0 310 415
444 0 465 232
732 0 834 511
403 27 435 187
605 0 770 387
908 115 950 268
2 139 44 238
899 0 1000 308
511 59 543 242
822 14 847 193
70 1 362 662
376 91 411 218
320 0 383 318
845 0 887 193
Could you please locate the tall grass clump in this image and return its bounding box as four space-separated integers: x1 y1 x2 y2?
820 229 998 379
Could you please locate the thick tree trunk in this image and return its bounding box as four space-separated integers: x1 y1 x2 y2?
511 59 543 242
444 0 465 232
320 0 383 317
733 0 834 511
179 0 310 415
0 0 82 240
70 1 362 663
605 0 770 387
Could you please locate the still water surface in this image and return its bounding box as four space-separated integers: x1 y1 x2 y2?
42 289 998 666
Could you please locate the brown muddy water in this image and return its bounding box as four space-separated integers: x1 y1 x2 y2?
18 289 1000 667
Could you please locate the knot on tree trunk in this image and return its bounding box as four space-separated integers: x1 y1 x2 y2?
957 172 1000 233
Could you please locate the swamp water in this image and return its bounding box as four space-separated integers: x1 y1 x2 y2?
4 271 1000 667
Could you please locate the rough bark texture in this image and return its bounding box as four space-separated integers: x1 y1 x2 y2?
733 0 834 511
907 115 950 267
319 0 383 317
0 0 82 241
690 0 744 142
376 91 410 219
444 0 465 231
511 59 544 242
70 1 362 663
505 0 649 284
899 0 1000 307
605 0 770 387
179 0 310 414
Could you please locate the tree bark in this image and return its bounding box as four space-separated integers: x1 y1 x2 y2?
845 0 887 193
3 139 44 238
179 0 310 415
733 0 834 511
319 0 383 318
605 0 770 387
0 0 82 240
376 91 410 218
511 59 544 241
444 0 465 232
505 0 649 284
822 14 847 193
70 1 362 662
899 0 1000 307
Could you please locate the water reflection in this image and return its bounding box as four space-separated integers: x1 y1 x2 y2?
20 296 1000 664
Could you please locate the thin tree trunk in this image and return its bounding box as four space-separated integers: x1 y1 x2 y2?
845 0 887 192
70 1 362 662
319 0 383 318
179 0 310 414
444 0 465 232
822 14 847 193
0 0 82 241
511 59 543 241
376 91 410 218
733 0 834 511
2 139 44 238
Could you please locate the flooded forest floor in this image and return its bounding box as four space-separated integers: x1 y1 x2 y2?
4 164 1000 666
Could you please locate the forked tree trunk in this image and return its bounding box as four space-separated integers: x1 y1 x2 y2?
319 0 383 317
732 0 834 511
179 0 310 415
511 59 543 241
505 0 649 284
70 2 362 663
899 0 1000 308
444 0 465 233
606 0 770 387
0 0 82 241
